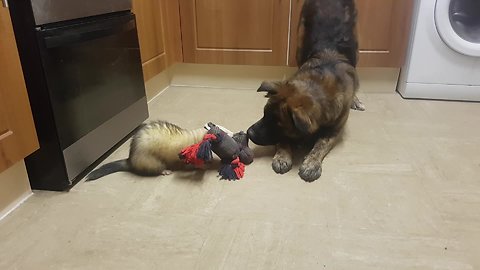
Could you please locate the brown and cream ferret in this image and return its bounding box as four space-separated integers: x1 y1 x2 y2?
86 121 208 181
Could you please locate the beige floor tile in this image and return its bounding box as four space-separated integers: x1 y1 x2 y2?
194 218 287 270
329 231 473 270
0 84 479 270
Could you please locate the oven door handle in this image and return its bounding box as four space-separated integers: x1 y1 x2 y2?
39 14 136 49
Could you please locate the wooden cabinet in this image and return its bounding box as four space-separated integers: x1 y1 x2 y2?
289 0 414 67
355 0 414 67
177 0 413 67
0 7 39 173
132 0 182 81
179 0 291 66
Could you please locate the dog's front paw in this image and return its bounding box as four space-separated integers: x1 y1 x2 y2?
272 156 293 174
299 160 322 182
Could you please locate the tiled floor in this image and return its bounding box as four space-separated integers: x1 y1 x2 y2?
1 77 480 269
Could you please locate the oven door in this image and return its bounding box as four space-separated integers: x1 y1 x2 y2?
36 12 148 180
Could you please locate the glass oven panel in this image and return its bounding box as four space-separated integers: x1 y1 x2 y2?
37 13 146 150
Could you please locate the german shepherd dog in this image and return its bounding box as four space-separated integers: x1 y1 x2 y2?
247 0 363 182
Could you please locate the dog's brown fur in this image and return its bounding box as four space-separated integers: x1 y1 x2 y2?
247 0 362 182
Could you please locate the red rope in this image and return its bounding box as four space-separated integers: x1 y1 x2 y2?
232 158 245 179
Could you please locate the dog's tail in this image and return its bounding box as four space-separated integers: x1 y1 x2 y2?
86 159 130 181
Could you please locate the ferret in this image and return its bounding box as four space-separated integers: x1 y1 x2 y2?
86 121 208 181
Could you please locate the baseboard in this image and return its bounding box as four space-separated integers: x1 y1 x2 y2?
0 191 32 222
357 68 401 93
144 63 401 98
398 82 480 102
169 63 296 90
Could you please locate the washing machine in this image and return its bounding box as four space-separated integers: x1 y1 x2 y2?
397 0 480 101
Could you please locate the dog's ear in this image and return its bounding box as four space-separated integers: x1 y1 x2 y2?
290 107 318 135
257 81 280 98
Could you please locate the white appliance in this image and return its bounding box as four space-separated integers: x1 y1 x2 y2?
398 0 480 101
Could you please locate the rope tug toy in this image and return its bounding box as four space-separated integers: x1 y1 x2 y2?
179 123 254 180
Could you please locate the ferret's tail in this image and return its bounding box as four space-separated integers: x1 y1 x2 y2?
86 159 130 181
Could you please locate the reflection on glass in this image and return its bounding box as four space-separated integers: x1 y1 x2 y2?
449 0 480 43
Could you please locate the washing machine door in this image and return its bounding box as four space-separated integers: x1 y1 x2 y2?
435 0 480 57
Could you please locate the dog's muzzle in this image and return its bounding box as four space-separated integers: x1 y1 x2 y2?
247 118 279 146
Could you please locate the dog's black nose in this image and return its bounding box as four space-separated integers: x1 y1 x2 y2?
247 119 280 146
247 126 272 146
247 126 265 144
247 127 255 140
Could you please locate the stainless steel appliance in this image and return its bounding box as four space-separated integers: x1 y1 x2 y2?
9 0 148 191
30 0 131 25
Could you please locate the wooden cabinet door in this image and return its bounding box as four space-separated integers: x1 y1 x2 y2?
133 0 182 81
0 7 39 173
289 0 414 67
179 0 291 65
356 0 414 67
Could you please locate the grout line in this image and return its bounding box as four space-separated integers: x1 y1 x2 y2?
148 84 171 104
0 192 33 222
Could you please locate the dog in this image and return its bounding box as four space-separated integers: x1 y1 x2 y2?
247 0 363 182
